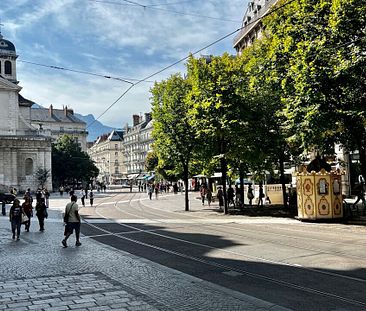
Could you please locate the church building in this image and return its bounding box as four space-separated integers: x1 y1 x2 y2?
0 32 52 191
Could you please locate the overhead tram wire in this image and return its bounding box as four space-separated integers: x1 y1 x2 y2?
18 60 155 83
87 0 298 129
148 0 200 7
86 0 241 23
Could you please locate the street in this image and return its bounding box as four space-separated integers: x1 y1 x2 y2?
79 189 366 311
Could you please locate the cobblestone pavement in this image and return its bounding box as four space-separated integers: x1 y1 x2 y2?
0 195 291 311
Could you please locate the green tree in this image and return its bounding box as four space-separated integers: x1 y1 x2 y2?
34 167 51 188
52 135 99 187
263 0 366 180
187 54 251 213
150 74 198 211
145 151 158 172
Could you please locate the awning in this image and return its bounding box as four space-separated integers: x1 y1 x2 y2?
235 178 252 185
147 175 155 181
193 174 206 178
211 172 222 178
127 173 139 179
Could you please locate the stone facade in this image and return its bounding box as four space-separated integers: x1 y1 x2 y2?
123 113 153 175
0 33 52 191
88 130 126 184
24 105 88 151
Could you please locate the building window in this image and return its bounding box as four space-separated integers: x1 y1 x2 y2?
115 144 118 150
25 158 33 176
4 61 12 75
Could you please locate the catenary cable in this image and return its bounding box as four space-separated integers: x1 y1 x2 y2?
86 0 241 23
86 0 298 129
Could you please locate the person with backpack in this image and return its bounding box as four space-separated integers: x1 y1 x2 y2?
9 199 23 240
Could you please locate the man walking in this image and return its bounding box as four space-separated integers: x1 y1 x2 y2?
62 195 81 248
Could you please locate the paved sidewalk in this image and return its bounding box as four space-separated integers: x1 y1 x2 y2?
0 195 292 311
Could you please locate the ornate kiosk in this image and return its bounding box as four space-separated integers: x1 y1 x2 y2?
296 157 343 220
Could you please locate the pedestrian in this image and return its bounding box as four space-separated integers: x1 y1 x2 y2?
257 182 264 207
9 199 22 240
43 188 50 208
62 195 81 248
148 185 153 200
22 196 33 232
24 188 33 204
217 187 224 212
227 185 235 207
247 184 254 206
200 185 207 205
35 198 47 231
154 183 159 199
59 185 64 196
80 188 86 207
235 185 241 207
89 190 94 207
2 201 6 216
206 188 212 207
35 188 43 204
353 181 365 211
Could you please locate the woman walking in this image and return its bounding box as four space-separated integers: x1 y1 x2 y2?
22 196 33 232
89 190 94 207
9 199 22 240
35 198 47 231
206 188 212 207
217 187 224 212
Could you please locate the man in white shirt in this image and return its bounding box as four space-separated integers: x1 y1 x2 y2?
62 195 81 248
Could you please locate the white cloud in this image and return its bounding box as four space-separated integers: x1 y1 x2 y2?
2 0 248 129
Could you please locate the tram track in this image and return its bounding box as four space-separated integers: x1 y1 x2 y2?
133 194 366 261
79 191 366 309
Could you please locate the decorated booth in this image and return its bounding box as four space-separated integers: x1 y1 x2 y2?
296 157 343 220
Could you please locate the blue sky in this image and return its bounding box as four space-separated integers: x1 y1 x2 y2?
1 0 248 128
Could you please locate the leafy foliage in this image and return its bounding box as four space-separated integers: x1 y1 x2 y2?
52 135 99 187
34 168 51 188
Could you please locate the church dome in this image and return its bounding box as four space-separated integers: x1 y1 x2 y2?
0 35 16 55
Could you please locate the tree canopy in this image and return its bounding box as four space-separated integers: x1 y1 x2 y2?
52 135 99 187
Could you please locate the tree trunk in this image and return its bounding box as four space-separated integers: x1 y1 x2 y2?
239 164 245 207
221 157 228 214
183 163 190 211
279 151 288 208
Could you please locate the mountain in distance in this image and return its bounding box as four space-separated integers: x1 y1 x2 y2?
75 113 116 142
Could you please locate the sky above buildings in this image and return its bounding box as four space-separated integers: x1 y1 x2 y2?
1 0 247 128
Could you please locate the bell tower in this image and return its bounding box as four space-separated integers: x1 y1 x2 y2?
0 26 18 84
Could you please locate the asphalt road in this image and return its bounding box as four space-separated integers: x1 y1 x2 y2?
80 190 366 311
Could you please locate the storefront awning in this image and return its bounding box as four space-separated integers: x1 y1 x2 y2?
127 173 140 179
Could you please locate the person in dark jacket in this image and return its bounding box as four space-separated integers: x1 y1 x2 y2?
9 199 22 240
22 196 33 232
35 198 47 231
